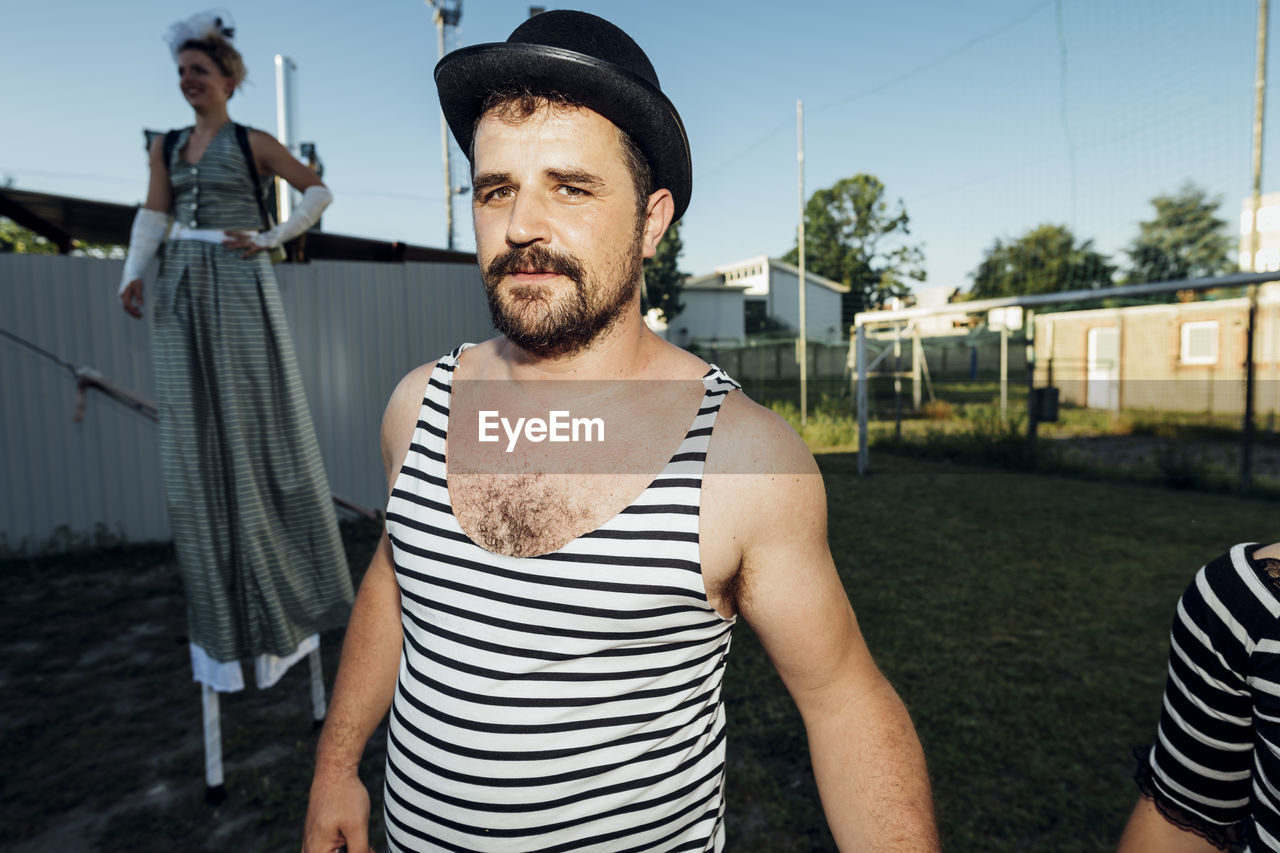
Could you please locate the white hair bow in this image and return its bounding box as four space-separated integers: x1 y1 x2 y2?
164 9 236 59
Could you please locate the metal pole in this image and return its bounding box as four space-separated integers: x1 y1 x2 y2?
893 323 903 440
1000 324 1009 424
1243 0 1268 490
856 323 868 475
797 100 807 427
434 9 455 250
1026 309 1038 441
912 327 922 411
274 55 298 222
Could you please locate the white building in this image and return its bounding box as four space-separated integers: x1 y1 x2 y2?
651 277 751 347
658 255 849 346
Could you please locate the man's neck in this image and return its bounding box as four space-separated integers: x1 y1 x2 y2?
499 313 657 381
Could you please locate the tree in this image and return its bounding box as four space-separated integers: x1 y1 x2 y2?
0 217 123 258
642 219 685 324
1123 183 1235 284
0 217 57 254
969 224 1114 299
782 174 925 328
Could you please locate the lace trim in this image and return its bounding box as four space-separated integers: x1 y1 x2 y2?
1132 746 1243 851
1250 539 1280 595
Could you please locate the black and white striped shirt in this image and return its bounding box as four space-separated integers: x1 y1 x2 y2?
1138 542 1280 851
383 346 741 852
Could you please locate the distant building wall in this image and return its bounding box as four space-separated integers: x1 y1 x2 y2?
765 266 845 344
1034 294 1280 415
672 286 746 346
0 253 492 554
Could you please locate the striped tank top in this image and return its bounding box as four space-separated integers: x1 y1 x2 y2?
383 345 741 852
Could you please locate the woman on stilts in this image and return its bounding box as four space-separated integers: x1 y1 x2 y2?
118 9 354 801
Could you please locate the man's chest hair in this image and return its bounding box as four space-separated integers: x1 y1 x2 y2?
449 471 654 558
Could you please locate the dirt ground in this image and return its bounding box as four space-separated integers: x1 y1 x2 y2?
1047 433 1280 486
0 522 386 853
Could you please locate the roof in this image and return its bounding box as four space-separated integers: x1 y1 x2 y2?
767 258 850 293
692 254 849 294
0 187 477 264
680 272 752 292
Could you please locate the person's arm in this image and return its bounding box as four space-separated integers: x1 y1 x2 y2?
1117 797 1226 853
248 128 325 193
1115 544 1272 853
119 137 173 317
226 130 329 258
302 366 429 853
709 398 939 851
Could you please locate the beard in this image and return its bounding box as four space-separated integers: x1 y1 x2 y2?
481 239 643 359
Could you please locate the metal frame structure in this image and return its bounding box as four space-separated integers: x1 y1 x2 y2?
851 270 1280 477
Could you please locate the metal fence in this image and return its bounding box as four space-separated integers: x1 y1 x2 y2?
0 253 493 555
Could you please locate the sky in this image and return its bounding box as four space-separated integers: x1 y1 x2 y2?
2 0 1277 306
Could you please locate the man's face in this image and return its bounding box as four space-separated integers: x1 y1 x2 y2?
471 104 650 359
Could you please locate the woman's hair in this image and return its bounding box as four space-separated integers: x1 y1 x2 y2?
178 32 247 93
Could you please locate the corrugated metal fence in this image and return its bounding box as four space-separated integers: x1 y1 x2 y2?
0 253 492 555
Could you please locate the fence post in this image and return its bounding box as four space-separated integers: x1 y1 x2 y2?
857 324 869 475
1000 324 1009 424
912 329 922 411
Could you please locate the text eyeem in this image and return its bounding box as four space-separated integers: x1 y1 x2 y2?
478 410 605 452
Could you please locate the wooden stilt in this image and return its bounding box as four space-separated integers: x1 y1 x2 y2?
201 683 226 803
308 645 326 728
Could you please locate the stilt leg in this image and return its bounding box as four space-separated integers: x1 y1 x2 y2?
202 683 226 803
308 645 326 728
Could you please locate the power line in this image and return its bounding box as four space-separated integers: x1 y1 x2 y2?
812 0 1052 114
695 0 1054 183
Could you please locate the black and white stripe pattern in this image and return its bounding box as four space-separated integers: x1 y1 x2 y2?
1139 542 1280 851
383 345 741 852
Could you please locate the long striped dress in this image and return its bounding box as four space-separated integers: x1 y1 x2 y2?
151 123 353 691
1136 542 1280 851
383 345 740 852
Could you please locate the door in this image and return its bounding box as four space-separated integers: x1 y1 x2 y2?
1086 326 1119 411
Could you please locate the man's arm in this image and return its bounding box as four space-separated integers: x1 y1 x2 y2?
709 397 939 852
302 366 431 853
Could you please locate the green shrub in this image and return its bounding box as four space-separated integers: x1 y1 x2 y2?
1152 439 1211 490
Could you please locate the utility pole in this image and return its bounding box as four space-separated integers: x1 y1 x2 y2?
1243 0 1268 490
428 0 463 250
797 100 807 427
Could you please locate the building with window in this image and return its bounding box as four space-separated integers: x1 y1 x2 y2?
653 255 849 347
1032 284 1280 415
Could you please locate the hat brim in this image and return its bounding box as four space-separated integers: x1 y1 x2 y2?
435 43 692 222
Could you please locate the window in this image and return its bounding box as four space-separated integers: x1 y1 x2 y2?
1180 320 1218 365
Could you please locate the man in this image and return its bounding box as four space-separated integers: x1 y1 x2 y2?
303 11 938 852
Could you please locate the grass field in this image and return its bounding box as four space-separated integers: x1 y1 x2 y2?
3 453 1275 851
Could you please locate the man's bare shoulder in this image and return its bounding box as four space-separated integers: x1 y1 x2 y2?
706 389 820 479
381 359 447 477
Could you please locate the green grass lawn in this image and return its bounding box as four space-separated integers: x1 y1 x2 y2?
2 456 1274 851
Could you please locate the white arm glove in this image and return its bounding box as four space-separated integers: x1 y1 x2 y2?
251 184 333 249
119 208 171 295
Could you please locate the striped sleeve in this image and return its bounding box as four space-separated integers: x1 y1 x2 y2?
1137 546 1270 848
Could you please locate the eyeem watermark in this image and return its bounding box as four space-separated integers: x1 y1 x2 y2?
478 410 605 452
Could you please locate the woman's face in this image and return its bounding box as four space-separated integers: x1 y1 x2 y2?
177 48 234 110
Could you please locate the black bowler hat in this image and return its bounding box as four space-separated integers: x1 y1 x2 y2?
434 10 692 222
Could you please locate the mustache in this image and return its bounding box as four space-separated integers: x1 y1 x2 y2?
484 244 585 286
